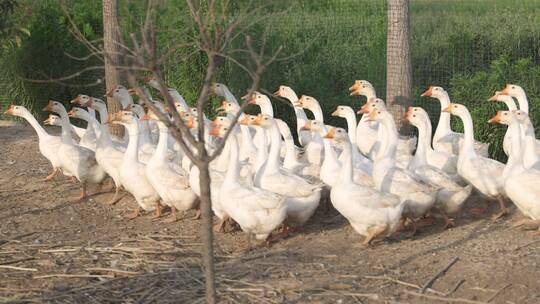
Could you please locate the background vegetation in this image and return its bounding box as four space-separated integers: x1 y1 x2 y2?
0 0 539 161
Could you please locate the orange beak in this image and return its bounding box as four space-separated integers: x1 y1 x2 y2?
300 121 312 131
273 88 281 96
488 91 501 102
164 106 171 113
421 86 433 97
140 114 151 121
331 108 340 116
403 107 413 122
252 114 263 126
70 95 81 104
43 117 51 124
357 103 370 114
144 76 155 83
441 104 453 113
105 86 116 97
127 88 137 95
3 104 14 115
295 96 306 107
366 110 377 121
349 88 361 96
239 116 250 125
216 100 228 112
67 109 76 117
499 84 511 96
211 117 221 127
488 111 502 124
348 81 361 92
323 128 336 139
186 117 194 129
42 101 54 112
209 124 220 136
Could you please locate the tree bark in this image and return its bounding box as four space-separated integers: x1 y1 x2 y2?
197 160 216 304
386 0 412 135
102 0 122 136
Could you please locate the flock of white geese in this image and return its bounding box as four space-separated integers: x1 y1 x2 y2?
3 79 540 247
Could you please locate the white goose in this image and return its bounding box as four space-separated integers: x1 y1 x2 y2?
489 90 519 157
325 127 404 246
106 85 134 109
4 105 62 181
144 111 198 222
253 114 322 233
490 110 540 235
514 111 540 170
110 110 161 219
331 105 373 174
444 103 507 219
215 123 287 248
421 86 489 157
405 107 473 228
367 108 438 233
273 85 312 147
43 100 106 200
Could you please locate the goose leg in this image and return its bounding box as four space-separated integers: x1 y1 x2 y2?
492 196 509 221
152 201 162 219
165 207 178 223
106 186 122 205
512 219 540 231
43 168 58 181
438 208 455 229
100 178 115 192
407 218 418 237
245 233 254 252
361 225 387 247
191 208 201 220
469 199 489 216
126 207 141 220
213 218 226 233
75 182 87 201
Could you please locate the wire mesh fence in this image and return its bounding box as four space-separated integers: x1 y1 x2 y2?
1 0 539 159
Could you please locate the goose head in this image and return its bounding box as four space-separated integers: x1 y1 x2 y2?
365 108 392 123
513 110 531 125
488 90 516 106
273 85 298 102
239 114 257 126
403 106 428 127
499 84 525 97
441 103 468 117
67 107 89 120
70 94 94 107
323 127 348 142
144 76 160 90
42 100 66 115
43 114 61 126
243 91 268 106
300 120 324 134
209 122 231 138
295 95 319 109
488 110 517 126
212 116 231 127
211 82 229 97
3 104 28 117
349 80 375 97
331 105 355 118
125 103 145 118
216 100 239 115
357 98 386 114
108 110 136 126
420 85 446 99
252 113 273 129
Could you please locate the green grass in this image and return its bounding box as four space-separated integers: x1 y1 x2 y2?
1 0 539 160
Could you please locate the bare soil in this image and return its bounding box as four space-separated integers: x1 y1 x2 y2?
0 121 539 303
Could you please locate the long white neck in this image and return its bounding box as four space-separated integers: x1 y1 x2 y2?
343 111 358 144
125 119 140 162
436 91 452 135
498 96 517 111
377 116 398 167
58 112 76 145
282 91 308 128
456 110 476 156
520 117 539 166
78 113 101 137
265 121 282 174
320 126 340 167
503 121 525 180
411 119 430 167
223 87 239 106
276 120 298 168
358 90 376 123
515 90 529 114
154 121 169 160
91 102 108 124
307 102 324 122
338 138 354 183
254 126 268 173
20 110 48 139
98 123 114 147
258 100 274 117
224 135 240 185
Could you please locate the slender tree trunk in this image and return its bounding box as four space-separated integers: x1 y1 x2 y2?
197 160 216 303
386 0 412 135
102 0 122 136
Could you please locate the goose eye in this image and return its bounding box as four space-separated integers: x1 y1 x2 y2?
414 108 418 111
504 113 508 116
512 86 515 89
413 115 416 117
223 128 228 131
362 85 366 88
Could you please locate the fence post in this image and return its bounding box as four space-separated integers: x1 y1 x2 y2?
386 0 412 135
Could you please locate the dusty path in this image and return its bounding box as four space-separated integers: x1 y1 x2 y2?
0 121 539 303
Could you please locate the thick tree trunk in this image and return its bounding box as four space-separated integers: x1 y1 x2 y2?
386 0 412 135
102 0 122 136
197 160 216 304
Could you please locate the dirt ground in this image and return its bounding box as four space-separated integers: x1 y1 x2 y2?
0 120 539 304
